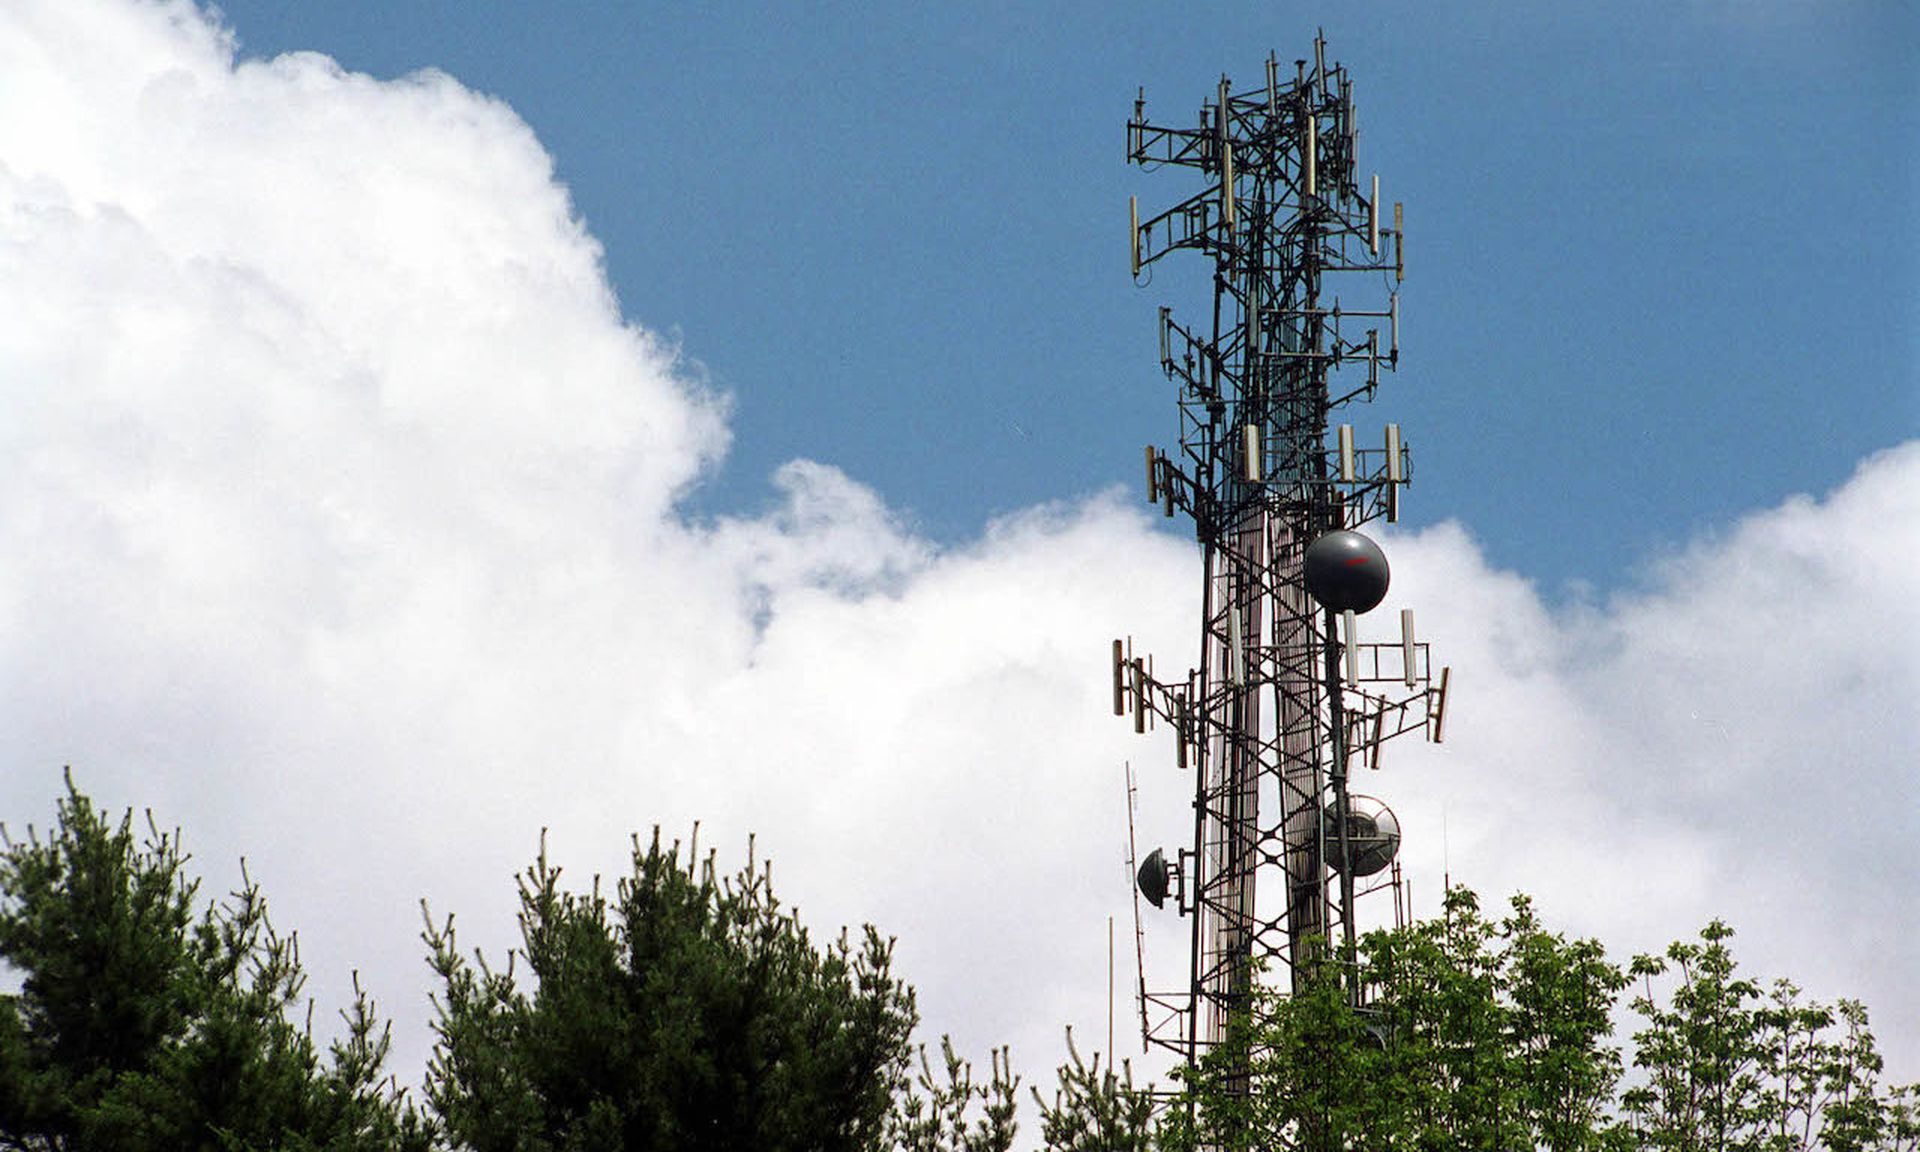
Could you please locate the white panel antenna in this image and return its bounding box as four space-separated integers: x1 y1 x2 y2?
1400 609 1417 688
1342 610 1360 685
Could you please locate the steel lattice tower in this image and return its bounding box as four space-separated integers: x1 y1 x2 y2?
1116 36 1452 1117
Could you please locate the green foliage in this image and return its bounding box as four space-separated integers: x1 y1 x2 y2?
0 772 425 1152
1162 896 1917 1152
10 778 1915 1152
1167 889 1628 1152
1623 920 1766 1152
1622 924 1915 1152
886 1037 1019 1152
1498 894 1630 1151
1029 1029 1156 1152
421 828 918 1152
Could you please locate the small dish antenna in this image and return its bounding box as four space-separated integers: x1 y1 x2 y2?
1137 847 1173 909
1322 795 1401 877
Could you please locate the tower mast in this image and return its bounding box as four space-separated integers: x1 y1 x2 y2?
1118 35 1452 1130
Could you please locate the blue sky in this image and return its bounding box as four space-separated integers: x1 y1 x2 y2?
2 0 1914 1105
212 1 1918 594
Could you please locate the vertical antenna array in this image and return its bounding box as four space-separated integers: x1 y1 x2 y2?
1116 34 1451 1127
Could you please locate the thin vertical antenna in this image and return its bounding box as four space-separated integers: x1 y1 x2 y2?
1108 915 1116 1065
1123 760 1154 1054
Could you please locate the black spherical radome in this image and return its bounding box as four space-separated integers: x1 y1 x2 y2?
1303 530 1391 613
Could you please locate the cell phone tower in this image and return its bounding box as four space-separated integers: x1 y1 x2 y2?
1115 34 1452 1121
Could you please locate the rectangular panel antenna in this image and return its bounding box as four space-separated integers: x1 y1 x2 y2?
1343 609 1359 685
1344 78 1355 157
1222 143 1236 228
1385 423 1403 483
1133 657 1148 734
1338 424 1355 482
1305 115 1317 198
1394 201 1404 281
1400 609 1417 688
1370 175 1380 254
1130 196 1141 277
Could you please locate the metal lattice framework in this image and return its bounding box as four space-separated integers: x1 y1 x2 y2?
1114 37 1452 1106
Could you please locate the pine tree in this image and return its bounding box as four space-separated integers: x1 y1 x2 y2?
421 828 918 1152
1029 1029 1155 1152
0 772 426 1152
886 1036 1020 1152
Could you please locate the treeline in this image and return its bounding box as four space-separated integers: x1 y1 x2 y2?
0 777 1131 1151
0 776 1912 1151
1171 891 1918 1152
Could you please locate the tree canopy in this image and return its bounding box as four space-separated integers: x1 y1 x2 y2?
2 777 1913 1152
1164 889 1918 1152
0 772 425 1152
421 829 916 1151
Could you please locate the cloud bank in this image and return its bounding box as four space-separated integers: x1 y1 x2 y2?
1 0 1913 1095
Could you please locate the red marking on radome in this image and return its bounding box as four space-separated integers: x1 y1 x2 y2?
1344 557 1371 567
